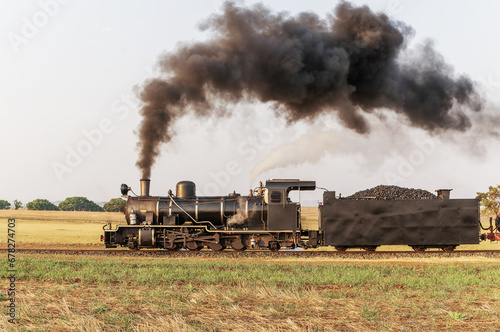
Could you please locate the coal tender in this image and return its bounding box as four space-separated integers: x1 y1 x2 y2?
320 189 480 252
103 179 487 251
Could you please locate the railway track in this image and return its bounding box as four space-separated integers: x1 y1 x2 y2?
2 248 500 257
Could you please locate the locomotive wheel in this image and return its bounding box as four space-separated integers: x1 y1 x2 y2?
335 246 347 252
231 245 246 251
186 241 203 251
166 244 181 251
128 240 139 250
208 243 226 251
231 237 246 251
268 242 280 252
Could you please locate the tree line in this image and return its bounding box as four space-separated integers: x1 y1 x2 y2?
0 197 126 212
0 199 22 210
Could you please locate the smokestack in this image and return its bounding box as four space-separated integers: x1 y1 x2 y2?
140 179 151 196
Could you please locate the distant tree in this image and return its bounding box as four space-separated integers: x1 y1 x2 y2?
13 199 23 210
26 199 59 211
477 185 500 218
103 198 126 212
0 200 11 209
58 197 104 212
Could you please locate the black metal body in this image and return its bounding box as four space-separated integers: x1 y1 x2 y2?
103 179 482 252
319 191 480 250
124 195 266 228
104 179 316 250
266 180 315 231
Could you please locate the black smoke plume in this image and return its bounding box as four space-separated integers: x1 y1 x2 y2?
136 1 482 178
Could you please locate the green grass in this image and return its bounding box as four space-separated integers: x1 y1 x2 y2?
360 305 379 321
2 257 499 292
0 255 498 331
92 305 109 313
449 311 468 320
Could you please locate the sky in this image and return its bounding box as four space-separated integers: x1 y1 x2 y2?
1 0 500 206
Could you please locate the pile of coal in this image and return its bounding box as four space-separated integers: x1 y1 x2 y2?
345 185 438 200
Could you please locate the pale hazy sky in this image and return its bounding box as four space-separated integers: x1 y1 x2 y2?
1 0 500 205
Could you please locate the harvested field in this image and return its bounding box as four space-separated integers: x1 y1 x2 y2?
0 219 103 248
0 211 499 331
0 255 499 331
301 206 319 230
0 211 123 249
0 210 124 223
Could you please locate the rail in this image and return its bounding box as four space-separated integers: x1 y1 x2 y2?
1 248 499 256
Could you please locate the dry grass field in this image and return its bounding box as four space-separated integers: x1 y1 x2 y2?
0 210 124 223
0 210 124 249
0 220 104 247
0 210 499 331
301 206 319 230
0 254 499 331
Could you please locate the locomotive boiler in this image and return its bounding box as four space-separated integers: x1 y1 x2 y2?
123 179 267 229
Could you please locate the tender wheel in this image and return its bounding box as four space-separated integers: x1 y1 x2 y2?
208 243 226 251
335 246 347 252
412 246 427 252
442 246 457 252
268 242 280 252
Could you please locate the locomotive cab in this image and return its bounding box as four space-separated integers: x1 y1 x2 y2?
265 179 316 231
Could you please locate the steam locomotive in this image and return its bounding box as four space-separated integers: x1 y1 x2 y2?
102 178 493 251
